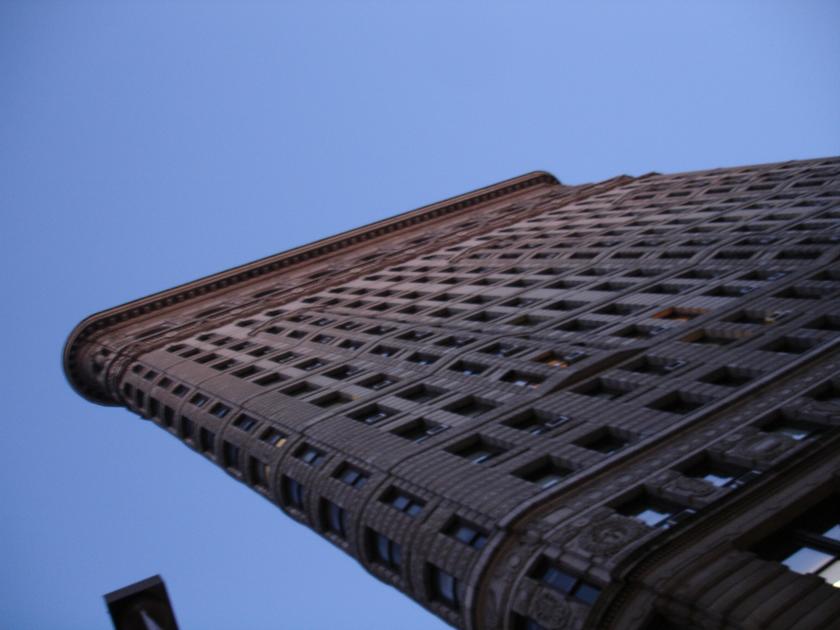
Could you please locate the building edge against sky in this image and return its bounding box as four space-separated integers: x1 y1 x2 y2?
64 158 840 629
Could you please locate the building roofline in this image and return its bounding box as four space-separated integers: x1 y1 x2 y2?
63 170 560 405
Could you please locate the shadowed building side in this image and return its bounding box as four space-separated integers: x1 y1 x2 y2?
66 158 840 629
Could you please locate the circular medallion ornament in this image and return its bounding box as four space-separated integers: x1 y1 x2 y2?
578 518 646 555
529 589 573 629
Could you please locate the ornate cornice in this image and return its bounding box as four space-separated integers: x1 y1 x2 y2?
63 171 560 405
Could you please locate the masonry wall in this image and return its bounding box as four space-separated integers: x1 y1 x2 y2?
66 158 840 629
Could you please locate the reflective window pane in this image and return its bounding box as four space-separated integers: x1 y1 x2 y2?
782 546 833 574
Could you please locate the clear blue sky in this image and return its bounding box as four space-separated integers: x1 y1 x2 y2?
1 1 838 628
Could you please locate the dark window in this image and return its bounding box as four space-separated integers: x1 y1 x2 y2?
534 560 601 605
171 384 189 398
199 427 215 454
298 358 329 371
383 488 425 517
259 427 287 448
501 370 546 388
369 530 402 571
444 397 496 417
322 500 348 539
575 430 629 454
681 458 758 489
249 457 269 490
397 384 446 403
325 365 362 380
481 342 526 358
223 441 241 472
189 393 209 408
444 518 488 550
254 372 287 387
391 418 448 443
312 392 352 409
233 414 259 432
335 464 368 489
512 613 549 630
759 411 823 441
448 360 487 376
282 475 304 510
616 493 694 528
209 402 231 418
515 458 572 489
283 381 318 397
297 444 325 467
752 495 840 588
429 565 458 609
349 404 394 425
647 391 709 415
360 374 398 390
406 352 440 365
180 416 194 441
503 409 570 436
448 436 506 464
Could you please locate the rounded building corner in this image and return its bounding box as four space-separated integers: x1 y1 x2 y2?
62 314 121 407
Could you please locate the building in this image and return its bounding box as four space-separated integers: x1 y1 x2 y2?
64 157 840 630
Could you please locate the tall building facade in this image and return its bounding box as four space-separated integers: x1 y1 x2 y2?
65 158 840 630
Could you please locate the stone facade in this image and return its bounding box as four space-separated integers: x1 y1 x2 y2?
65 158 840 629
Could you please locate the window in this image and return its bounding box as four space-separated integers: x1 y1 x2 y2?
254 372 286 387
515 458 572 489
297 444 325 467
512 613 550 630
233 413 259 432
429 565 458 609
503 409 570 436
759 411 823 441
448 436 506 464
533 560 601 605
325 365 362 380
180 416 194 441
616 493 694 528
397 384 446 403
369 530 402 571
444 518 488 550
223 441 241 472
349 404 394 425
259 427 287 448
391 418 448 443
360 374 398 390
199 427 215 454
209 402 231 418
189 393 209 408
752 495 840 588
681 458 758 489
443 397 496 418
335 464 368 489
575 429 629 454
383 488 424 517
249 457 269 490
322 500 348 539
282 475 304 510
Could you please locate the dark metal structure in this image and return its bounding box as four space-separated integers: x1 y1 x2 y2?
104 575 179 630
67 158 840 629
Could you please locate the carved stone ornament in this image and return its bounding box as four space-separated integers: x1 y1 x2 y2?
729 432 792 461
671 476 716 497
529 588 573 629
577 517 648 556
